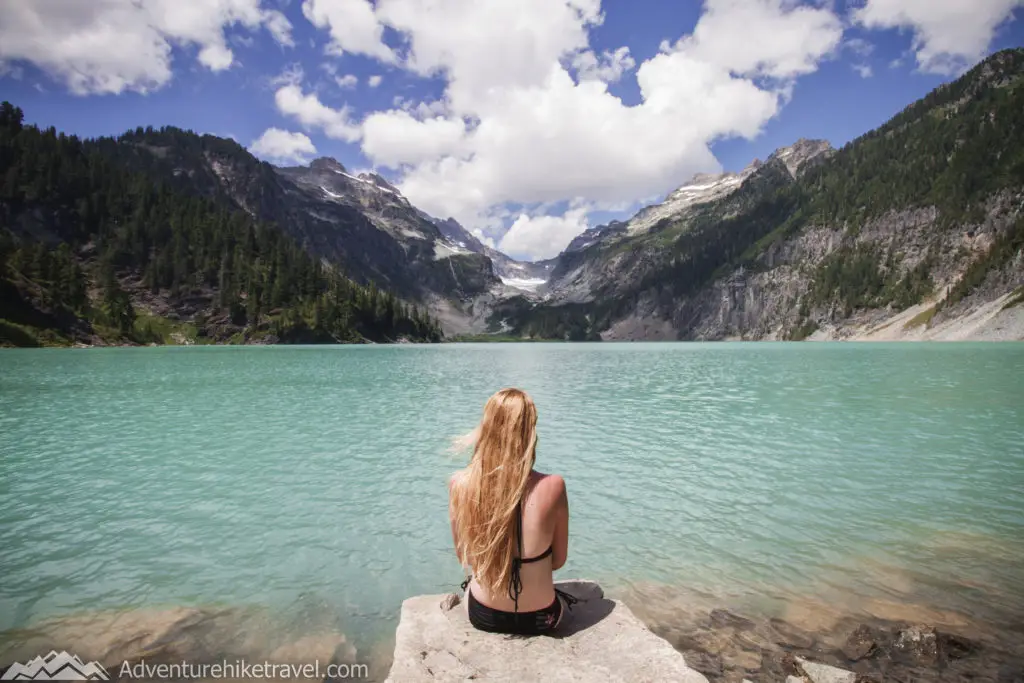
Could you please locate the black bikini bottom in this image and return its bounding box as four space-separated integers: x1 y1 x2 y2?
466 588 576 635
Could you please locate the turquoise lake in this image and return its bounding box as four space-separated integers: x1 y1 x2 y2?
1 343 1023 667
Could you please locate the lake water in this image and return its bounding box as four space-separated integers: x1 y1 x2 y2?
1 343 1023 674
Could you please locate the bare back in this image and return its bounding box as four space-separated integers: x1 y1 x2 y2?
452 470 569 612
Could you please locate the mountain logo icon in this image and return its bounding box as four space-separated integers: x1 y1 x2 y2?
1 651 109 680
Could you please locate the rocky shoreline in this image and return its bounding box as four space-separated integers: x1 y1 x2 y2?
651 608 1020 683
386 580 1023 682
2 588 1021 682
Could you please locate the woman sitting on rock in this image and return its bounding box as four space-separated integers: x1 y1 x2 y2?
449 387 575 635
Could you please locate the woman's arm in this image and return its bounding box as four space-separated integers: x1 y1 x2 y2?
549 475 569 570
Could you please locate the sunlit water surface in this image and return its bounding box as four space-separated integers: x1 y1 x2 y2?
1 343 1022 670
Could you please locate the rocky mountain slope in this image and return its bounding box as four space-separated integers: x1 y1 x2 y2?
271 157 503 301
123 134 502 306
488 49 1024 341
154 138 561 330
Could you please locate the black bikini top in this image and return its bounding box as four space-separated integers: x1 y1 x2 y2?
508 501 553 611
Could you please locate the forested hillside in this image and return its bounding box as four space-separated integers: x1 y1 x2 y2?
0 103 442 346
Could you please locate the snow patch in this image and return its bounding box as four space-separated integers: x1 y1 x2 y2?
337 170 400 196
434 242 471 259
626 164 758 235
320 185 343 199
358 172 400 195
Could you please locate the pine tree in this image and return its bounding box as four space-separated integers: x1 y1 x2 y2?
103 271 135 334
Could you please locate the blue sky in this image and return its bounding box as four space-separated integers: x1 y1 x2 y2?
1 0 1022 261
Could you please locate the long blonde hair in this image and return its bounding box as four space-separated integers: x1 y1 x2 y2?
450 388 538 597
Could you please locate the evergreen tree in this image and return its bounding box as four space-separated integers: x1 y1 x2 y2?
103 271 135 334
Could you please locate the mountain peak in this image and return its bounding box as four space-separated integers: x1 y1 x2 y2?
357 171 401 195
768 139 833 178
309 157 347 173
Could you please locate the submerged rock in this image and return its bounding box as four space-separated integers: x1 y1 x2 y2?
635 591 1004 683
759 650 801 681
385 580 709 682
893 625 940 666
797 657 857 683
709 609 755 631
768 617 816 650
841 624 885 661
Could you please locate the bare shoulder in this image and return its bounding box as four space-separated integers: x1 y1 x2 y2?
540 472 566 494
529 472 567 510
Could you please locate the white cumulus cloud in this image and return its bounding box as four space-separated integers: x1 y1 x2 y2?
375 0 602 106
250 128 318 165
368 74 383 87
354 0 842 258
302 0 396 62
361 111 466 167
0 0 294 95
499 205 591 261
665 0 844 79
274 84 361 142
854 0 1024 75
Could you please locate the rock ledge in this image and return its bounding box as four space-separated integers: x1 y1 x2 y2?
385 580 709 682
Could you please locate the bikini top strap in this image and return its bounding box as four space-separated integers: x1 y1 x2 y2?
516 501 524 559
508 501 524 612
